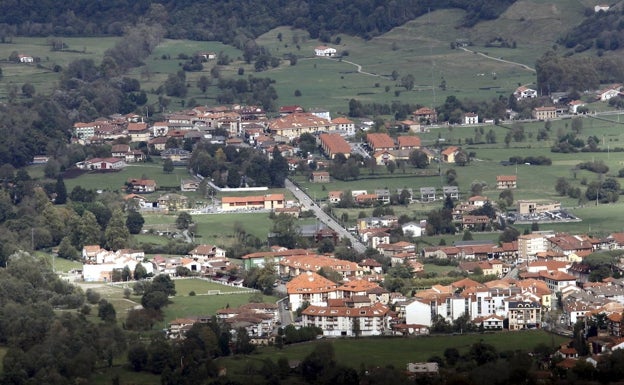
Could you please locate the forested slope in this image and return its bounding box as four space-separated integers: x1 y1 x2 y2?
0 0 516 42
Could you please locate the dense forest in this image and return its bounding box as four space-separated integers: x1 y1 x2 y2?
559 8 624 54
0 0 516 43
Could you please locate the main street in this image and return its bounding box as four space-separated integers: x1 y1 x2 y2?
284 178 368 254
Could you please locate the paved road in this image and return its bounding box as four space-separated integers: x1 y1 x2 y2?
285 178 367 254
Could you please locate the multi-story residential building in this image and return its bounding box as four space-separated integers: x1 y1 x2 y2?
302 300 390 337
507 300 541 330
518 233 549 261
268 113 334 139
286 271 339 310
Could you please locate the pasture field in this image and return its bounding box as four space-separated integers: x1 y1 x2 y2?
163 292 280 324
78 278 277 326
142 212 273 248
62 159 192 193
0 36 120 98
219 330 567 372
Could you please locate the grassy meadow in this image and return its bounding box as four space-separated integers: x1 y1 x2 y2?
219 330 567 371
0 36 120 98
77 278 278 326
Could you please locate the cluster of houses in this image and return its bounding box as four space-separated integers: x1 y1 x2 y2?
513 84 624 119
80 243 235 282
149 224 624 349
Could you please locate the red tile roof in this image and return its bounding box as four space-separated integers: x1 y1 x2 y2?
397 135 421 148
366 133 395 150
319 133 351 155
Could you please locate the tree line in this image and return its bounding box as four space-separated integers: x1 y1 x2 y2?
0 1 517 43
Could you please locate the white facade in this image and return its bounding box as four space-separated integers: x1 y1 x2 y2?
405 299 433 326
82 260 153 282
402 222 424 238
314 46 337 57
302 303 390 337
463 113 478 125
518 234 549 260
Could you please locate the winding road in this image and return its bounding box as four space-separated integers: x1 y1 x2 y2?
284 178 368 254
458 46 536 73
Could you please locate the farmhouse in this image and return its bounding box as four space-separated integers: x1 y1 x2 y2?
314 46 337 57
310 171 330 183
463 112 478 125
514 86 538 100
18 54 34 63
597 85 622 101
189 244 226 260
319 133 351 159
126 178 156 193
441 146 459 163
496 175 517 189
532 106 557 120
568 100 586 114
412 107 437 123
220 194 285 212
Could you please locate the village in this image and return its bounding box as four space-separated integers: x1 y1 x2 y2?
46 46 624 374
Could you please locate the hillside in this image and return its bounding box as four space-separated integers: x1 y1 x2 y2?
0 0 516 43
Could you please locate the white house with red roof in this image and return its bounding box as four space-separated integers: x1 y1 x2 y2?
77 157 126 171
331 116 355 135
314 46 337 57
514 86 537 100
189 244 226 260
18 54 34 63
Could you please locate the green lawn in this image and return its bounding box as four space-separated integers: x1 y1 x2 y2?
163 293 280 324
36 252 82 273
423 263 459 276
141 212 273 248
174 278 253 295
219 330 567 371
62 159 191 193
